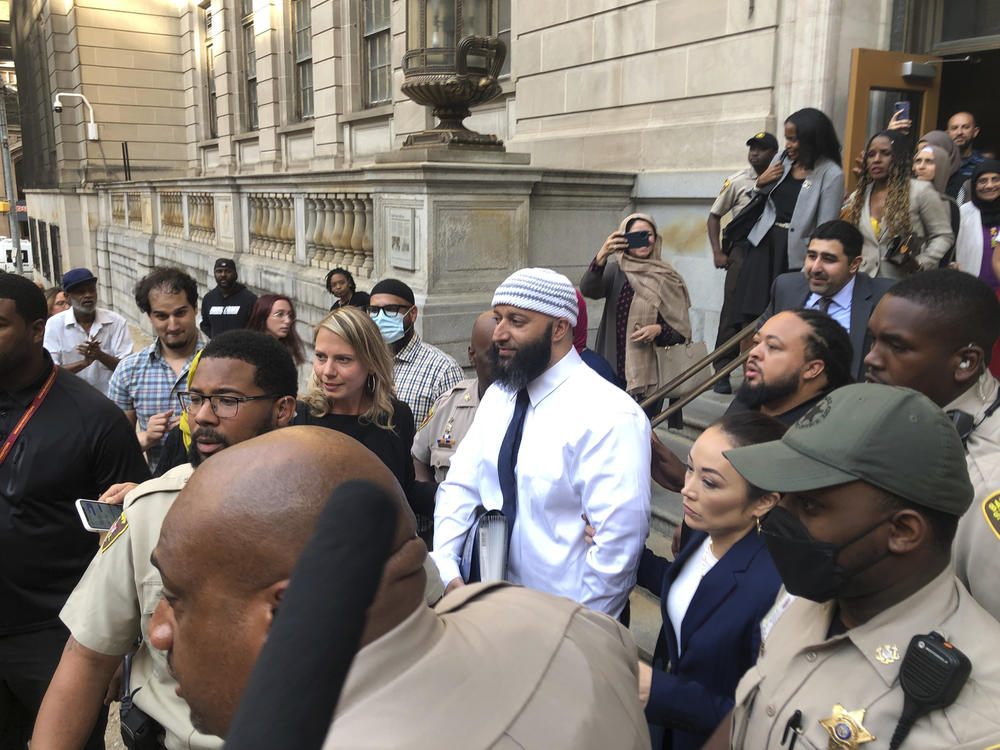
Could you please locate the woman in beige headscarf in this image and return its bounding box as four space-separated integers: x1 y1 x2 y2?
913 142 961 242
915 129 963 197
580 213 692 423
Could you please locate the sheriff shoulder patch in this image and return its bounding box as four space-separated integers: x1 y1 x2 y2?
418 404 435 431
982 491 1000 542
101 511 129 553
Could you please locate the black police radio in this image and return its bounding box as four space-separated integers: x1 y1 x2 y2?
888 631 971 750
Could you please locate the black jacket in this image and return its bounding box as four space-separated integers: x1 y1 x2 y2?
0 360 150 634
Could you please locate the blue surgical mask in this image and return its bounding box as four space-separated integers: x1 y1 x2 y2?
374 311 405 344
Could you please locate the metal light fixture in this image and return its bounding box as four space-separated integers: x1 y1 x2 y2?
401 0 507 150
53 92 100 141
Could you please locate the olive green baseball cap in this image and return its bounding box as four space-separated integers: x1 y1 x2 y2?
724 384 973 515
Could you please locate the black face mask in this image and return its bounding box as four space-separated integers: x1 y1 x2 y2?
760 506 894 603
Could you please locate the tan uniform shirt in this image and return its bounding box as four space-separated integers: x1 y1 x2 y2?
60 465 223 750
731 567 1000 749
411 378 482 483
949 373 1000 621
710 166 758 219
322 582 651 749
61 465 445 750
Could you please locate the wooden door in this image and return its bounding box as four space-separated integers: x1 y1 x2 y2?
844 48 943 192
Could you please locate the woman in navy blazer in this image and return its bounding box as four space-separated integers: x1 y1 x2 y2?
636 412 786 750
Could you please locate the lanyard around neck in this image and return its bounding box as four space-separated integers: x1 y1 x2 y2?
0 366 57 469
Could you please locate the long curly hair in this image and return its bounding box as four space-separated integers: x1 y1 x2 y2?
847 131 912 239
302 306 398 431
246 294 306 365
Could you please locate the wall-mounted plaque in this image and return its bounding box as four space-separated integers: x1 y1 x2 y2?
388 207 415 270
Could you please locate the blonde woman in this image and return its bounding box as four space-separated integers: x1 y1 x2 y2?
294 306 415 494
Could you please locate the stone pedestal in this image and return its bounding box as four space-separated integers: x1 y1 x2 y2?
365 157 635 362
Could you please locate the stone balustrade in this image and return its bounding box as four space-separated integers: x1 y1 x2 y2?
247 193 295 261
188 193 216 244
160 192 183 236
111 194 126 226
304 193 374 278
126 192 142 227
102 184 374 281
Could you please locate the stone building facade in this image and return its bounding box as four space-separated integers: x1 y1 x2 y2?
12 0 999 357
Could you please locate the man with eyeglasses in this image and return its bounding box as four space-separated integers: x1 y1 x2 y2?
33 330 297 750
366 278 463 426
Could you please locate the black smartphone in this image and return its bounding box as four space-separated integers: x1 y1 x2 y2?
75 499 122 533
893 100 911 122
624 230 650 249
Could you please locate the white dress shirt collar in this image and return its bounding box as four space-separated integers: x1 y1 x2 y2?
806 274 855 312
524 346 582 407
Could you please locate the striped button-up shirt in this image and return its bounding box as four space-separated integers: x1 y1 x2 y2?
393 333 464 426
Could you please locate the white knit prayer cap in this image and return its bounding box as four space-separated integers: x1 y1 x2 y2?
491 267 579 326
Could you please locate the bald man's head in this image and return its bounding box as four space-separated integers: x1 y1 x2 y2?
148 427 423 736
168 426 412 589
469 310 498 389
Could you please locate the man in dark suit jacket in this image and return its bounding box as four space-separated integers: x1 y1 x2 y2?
760 220 896 381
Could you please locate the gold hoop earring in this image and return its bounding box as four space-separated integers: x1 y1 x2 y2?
755 516 762 535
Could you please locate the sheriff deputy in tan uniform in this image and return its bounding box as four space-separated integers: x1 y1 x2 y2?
412 311 495 483
863 269 1000 622
146 427 652 749
32 330 303 750
701 384 1000 750
708 131 779 393
64 465 218 750
948 366 1000 613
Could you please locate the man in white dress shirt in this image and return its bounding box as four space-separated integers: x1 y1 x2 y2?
759 220 895 381
431 268 651 618
43 267 133 395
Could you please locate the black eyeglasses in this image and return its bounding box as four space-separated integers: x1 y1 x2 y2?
365 304 412 319
177 391 282 419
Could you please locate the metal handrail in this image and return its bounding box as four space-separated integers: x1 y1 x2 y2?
639 316 761 414
650 350 750 428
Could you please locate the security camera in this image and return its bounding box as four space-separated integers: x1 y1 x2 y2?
51 92 98 139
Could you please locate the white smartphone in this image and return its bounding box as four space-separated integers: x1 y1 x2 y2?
75 498 123 533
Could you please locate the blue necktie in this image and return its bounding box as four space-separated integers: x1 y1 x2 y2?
498 389 530 528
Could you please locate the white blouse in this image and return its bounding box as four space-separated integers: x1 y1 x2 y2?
667 535 718 656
